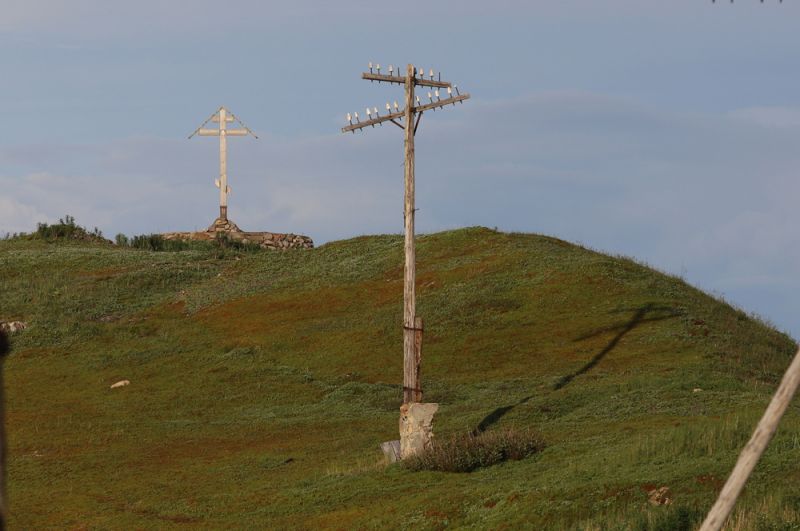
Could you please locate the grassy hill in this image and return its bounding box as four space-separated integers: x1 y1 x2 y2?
1 227 798 529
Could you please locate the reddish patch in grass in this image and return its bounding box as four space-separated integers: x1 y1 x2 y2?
424 507 453 529
140 433 301 467
76 266 133 280
603 485 634 500
83 493 204 525
196 287 349 334
424 508 450 519
303 507 368 529
126 505 202 524
696 474 724 489
640 483 658 493
12 347 58 359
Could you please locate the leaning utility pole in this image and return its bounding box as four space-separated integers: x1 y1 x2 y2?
342 63 470 405
189 107 257 223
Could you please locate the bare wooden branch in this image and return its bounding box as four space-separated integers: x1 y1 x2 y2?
700 346 800 531
362 72 452 88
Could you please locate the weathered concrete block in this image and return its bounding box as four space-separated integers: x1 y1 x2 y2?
380 440 401 463
399 402 439 459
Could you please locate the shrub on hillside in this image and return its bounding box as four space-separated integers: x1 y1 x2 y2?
10 215 110 243
403 428 545 473
125 232 262 254
129 234 200 252
130 233 166 251
213 232 262 253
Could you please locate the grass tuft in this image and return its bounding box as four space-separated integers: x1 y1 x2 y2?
127 232 264 254
631 505 704 531
403 428 545 473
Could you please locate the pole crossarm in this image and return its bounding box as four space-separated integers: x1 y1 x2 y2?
361 72 452 88
342 110 405 133
341 94 470 133
413 94 470 113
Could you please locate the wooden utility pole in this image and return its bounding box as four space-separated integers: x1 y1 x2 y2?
189 107 257 222
342 63 470 404
0 330 9 529
700 345 800 531
402 63 418 404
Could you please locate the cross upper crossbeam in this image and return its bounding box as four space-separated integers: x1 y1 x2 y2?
197 129 251 136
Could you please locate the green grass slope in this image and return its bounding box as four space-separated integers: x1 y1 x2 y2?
1 227 797 529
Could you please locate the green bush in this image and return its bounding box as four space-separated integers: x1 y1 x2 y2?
214 232 263 253
403 428 545 473
21 215 109 243
127 233 263 254
130 233 168 251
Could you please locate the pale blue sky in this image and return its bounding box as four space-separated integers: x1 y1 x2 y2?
1 0 799 338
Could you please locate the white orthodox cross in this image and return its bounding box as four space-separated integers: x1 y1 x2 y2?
189 107 257 221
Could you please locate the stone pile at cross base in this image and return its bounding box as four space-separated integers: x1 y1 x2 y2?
162 217 313 250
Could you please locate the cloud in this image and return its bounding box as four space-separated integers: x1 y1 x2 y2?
2 92 800 336
0 0 750 36
0 194 51 235
730 107 800 129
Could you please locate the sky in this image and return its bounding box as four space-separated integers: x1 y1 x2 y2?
1 0 799 338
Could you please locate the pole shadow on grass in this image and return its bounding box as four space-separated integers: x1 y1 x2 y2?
472 394 534 436
553 303 683 390
472 304 682 435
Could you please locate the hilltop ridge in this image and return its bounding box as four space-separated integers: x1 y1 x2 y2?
1 227 797 528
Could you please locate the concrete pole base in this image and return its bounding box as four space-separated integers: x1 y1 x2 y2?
380 440 401 463
399 402 439 459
